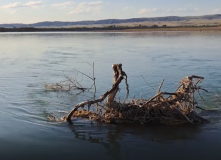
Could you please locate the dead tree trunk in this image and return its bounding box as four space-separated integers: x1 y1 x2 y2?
61 63 208 125
65 63 127 123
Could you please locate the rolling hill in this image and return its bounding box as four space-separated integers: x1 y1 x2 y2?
0 14 221 28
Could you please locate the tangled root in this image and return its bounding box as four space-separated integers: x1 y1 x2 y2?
59 64 208 125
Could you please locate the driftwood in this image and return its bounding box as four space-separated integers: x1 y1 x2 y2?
45 63 96 92
64 63 126 122
61 63 208 125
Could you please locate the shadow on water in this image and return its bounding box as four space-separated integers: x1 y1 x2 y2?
38 85 221 160
199 109 221 124
64 107 221 160
67 119 203 159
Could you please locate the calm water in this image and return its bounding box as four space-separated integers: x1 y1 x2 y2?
0 31 221 160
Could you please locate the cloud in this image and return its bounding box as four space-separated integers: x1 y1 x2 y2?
69 1 103 14
123 7 130 10
52 2 73 9
175 8 187 12
2 1 43 9
175 8 200 12
138 7 200 14
138 8 158 14
213 8 220 14
24 1 43 7
123 6 134 10
2 2 23 9
11 10 18 14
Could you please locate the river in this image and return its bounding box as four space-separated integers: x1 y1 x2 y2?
0 31 221 160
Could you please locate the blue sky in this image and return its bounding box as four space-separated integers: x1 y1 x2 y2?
0 0 220 24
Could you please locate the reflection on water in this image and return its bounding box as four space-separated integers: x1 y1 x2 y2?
0 31 221 160
67 118 221 160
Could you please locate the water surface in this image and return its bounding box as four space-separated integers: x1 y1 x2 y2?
0 31 221 160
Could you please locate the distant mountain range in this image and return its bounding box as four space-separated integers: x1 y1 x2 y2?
1 14 221 28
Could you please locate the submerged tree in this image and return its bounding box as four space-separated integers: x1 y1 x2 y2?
48 63 209 125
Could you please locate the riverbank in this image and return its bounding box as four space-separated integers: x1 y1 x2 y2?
121 26 221 32
1 26 221 32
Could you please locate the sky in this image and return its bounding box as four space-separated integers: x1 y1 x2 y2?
0 0 220 24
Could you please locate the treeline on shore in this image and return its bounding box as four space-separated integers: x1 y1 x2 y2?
0 24 220 32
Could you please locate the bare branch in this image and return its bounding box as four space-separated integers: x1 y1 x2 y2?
158 78 165 93
141 75 157 92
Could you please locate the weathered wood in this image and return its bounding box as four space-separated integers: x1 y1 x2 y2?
65 63 126 122
61 63 208 125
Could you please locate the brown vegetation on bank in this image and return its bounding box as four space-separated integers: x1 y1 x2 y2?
1 25 221 33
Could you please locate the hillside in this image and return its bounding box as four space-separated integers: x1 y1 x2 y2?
0 14 221 28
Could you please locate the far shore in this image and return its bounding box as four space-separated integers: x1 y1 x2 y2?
118 26 221 32
1 26 221 33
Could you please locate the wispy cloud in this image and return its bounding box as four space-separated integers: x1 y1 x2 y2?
69 1 103 15
52 2 74 9
175 8 200 12
140 7 200 13
123 6 131 10
10 10 18 14
213 8 220 14
2 1 43 9
138 8 158 14
24 1 43 7
123 6 134 11
123 6 130 10
2 2 23 9
175 8 187 12
167 9 171 12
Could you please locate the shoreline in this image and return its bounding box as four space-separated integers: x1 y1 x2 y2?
120 26 221 32
0 26 221 32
